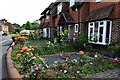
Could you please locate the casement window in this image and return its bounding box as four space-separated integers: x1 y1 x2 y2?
57 26 62 36
70 0 75 7
88 20 112 45
57 3 62 14
74 24 78 33
96 0 102 2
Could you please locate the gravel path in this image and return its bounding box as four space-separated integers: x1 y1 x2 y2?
85 68 120 79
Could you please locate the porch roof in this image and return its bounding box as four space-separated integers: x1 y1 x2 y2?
58 11 74 25
40 22 49 29
86 4 114 22
39 23 44 29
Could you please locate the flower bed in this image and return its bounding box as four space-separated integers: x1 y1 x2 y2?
11 35 120 79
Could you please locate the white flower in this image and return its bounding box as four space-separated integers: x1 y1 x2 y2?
73 59 77 62
90 62 93 65
77 71 80 73
94 54 98 58
64 70 67 73
60 70 62 72
54 61 57 64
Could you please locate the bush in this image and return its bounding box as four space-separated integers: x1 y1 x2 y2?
107 41 120 58
28 32 39 40
74 34 88 51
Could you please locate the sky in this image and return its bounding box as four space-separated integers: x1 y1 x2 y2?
0 0 56 25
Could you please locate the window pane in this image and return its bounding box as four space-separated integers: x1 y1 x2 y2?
94 22 98 42
90 28 93 41
70 0 75 7
99 27 103 42
106 21 110 43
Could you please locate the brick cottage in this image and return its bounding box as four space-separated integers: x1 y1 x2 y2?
39 0 120 46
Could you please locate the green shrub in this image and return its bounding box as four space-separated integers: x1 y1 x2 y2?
74 34 88 51
28 32 39 40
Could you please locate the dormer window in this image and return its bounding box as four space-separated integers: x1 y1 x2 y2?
57 3 62 14
70 0 75 7
96 0 102 2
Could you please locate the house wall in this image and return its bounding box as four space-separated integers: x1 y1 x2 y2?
69 8 78 23
80 3 89 34
111 19 120 43
89 2 120 43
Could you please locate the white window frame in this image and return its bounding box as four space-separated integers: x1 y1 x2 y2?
57 3 62 14
48 28 50 38
96 0 102 2
74 24 78 33
43 28 47 37
46 15 49 19
57 26 62 36
70 0 75 7
68 25 71 39
88 20 112 45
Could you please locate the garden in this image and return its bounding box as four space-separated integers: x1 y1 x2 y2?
11 30 120 79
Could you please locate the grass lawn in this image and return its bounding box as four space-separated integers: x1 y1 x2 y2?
27 40 48 47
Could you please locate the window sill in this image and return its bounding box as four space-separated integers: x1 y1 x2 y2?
88 41 108 45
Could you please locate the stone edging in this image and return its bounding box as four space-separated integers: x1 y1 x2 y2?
7 42 22 79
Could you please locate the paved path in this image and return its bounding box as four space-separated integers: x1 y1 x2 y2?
85 68 120 79
0 35 13 80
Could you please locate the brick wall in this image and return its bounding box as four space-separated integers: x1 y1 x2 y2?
69 8 78 23
111 19 120 43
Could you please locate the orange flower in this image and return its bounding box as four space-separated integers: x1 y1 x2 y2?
45 71 50 77
20 49 24 53
66 57 70 61
17 53 22 57
14 36 26 41
22 47 29 51
79 51 84 55
20 36 26 40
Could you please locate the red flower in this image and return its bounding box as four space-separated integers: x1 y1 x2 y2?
37 76 41 80
79 51 84 55
63 65 68 69
45 71 50 77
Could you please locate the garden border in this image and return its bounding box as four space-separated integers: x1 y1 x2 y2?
7 42 22 79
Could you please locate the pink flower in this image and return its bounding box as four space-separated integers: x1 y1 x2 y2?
35 66 41 71
60 54 63 57
53 64 57 67
30 70 34 73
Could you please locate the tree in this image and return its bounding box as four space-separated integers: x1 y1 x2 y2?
31 21 40 30
12 23 22 33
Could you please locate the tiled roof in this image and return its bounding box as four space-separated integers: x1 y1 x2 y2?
40 22 49 28
39 23 44 29
41 3 55 15
86 4 114 22
39 15 46 20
